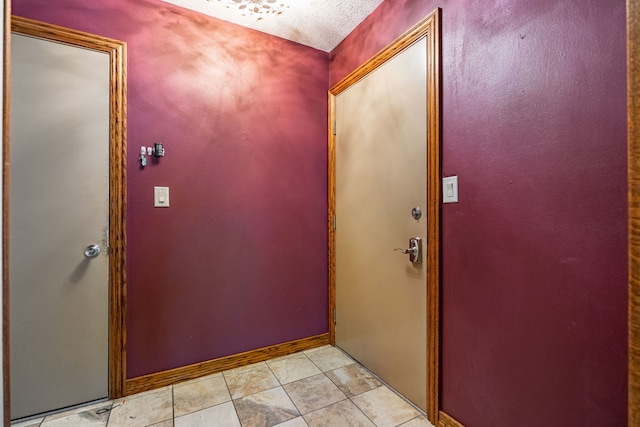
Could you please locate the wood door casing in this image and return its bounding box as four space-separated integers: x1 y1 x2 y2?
629 0 640 425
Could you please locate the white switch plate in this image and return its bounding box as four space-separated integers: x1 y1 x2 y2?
154 186 170 207
443 176 458 203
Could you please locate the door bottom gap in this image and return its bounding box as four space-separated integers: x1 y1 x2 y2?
11 397 110 425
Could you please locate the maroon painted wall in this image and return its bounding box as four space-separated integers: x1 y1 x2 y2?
332 0 627 426
13 0 329 378
11 0 628 424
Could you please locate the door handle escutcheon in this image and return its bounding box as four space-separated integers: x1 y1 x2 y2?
394 237 422 264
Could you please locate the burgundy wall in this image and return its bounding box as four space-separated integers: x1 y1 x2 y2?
11 0 628 424
13 0 329 378
332 0 627 426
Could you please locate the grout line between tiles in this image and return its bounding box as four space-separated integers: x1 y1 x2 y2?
105 400 113 426
171 384 175 427
349 396 378 427
264 355 283 387
319 367 380 426
278 376 302 417
351 362 428 419
14 347 428 427
270 352 342 419
330 346 430 426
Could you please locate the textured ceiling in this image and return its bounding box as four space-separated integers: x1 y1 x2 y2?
161 0 384 52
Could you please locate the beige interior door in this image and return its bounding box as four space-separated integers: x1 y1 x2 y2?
335 37 428 411
10 33 110 419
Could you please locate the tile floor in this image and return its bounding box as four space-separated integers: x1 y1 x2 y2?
12 346 434 427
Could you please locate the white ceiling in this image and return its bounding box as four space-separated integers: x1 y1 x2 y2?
161 0 384 52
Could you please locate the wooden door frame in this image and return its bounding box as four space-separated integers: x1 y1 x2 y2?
630 0 640 425
2 16 127 422
327 9 441 424
3 3 9 424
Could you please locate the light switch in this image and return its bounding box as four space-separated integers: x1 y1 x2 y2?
154 186 170 207
442 176 458 203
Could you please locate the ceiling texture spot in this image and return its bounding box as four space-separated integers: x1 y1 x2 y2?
162 0 384 52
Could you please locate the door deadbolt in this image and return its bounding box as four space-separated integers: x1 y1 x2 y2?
411 207 422 220
84 244 101 258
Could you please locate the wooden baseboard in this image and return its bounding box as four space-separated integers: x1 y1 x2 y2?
123 333 330 396
438 411 465 427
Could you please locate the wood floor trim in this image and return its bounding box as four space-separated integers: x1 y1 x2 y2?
438 411 465 427
123 333 330 396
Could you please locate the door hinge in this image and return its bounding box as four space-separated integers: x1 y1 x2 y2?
332 121 337 136
333 308 337 323
333 215 337 230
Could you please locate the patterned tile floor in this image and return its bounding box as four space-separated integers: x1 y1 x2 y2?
12 346 434 427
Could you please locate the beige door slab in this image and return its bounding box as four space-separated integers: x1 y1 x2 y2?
335 36 428 410
7 17 127 419
328 10 441 422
